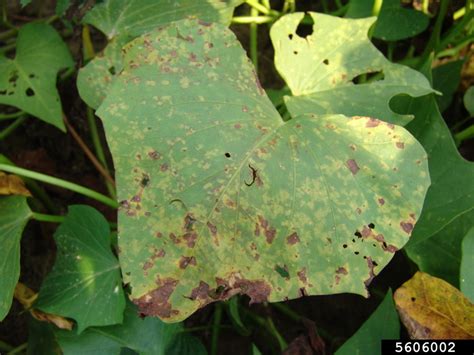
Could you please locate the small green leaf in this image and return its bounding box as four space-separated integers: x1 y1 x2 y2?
77 0 242 109
433 60 464 112
335 290 399 354
56 0 73 15
0 23 73 131
97 18 430 322
373 0 429 41
461 227 474 302
271 13 434 125
55 302 202 355
35 205 125 333
464 86 474 116
405 210 474 288
0 195 32 321
20 0 32 6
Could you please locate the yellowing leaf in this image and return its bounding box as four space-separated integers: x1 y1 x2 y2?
14 283 73 331
0 172 31 196
394 272 474 339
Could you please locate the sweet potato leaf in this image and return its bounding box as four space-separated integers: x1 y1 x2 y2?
35 205 125 333
461 227 474 301
335 290 399 354
0 195 32 321
77 0 242 109
270 13 434 125
97 18 430 322
465 86 474 116
0 23 73 131
55 302 204 355
394 272 474 339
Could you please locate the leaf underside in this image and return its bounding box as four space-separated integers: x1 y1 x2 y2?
270 13 433 125
97 18 430 322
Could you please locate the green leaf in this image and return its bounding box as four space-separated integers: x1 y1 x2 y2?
27 317 61 355
335 290 399 354
433 60 464 112
405 210 474 288
373 0 429 41
464 86 474 116
0 195 32 321
0 23 73 131
392 91 474 243
270 13 434 125
461 227 474 301
55 302 202 355
56 0 73 15
345 0 373 19
77 0 242 109
20 0 32 6
35 205 125 333
97 18 430 322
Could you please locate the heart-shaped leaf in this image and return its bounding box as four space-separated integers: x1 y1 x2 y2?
35 205 125 333
0 23 73 131
97 18 430 322
461 227 474 301
270 13 434 125
77 0 242 109
0 195 32 321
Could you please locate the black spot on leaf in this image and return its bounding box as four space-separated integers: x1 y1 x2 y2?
26 88 35 96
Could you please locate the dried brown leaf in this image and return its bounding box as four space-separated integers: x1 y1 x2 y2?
0 172 31 196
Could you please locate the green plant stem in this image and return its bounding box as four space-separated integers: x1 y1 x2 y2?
211 303 223 355
245 0 278 16
86 107 116 199
0 41 15 54
282 0 295 13
455 124 474 144
232 15 274 24
0 164 118 208
32 212 65 224
0 27 16 41
241 307 287 351
250 7 259 71
0 110 24 120
0 340 13 352
0 116 27 140
438 11 474 51
7 343 27 355
266 317 287 350
419 0 450 66
182 324 233 333
261 0 271 10
436 34 474 58
321 0 329 13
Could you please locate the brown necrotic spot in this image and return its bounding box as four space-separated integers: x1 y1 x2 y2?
400 221 414 234
366 118 380 127
364 257 376 288
133 278 178 318
346 159 360 175
183 214 196 231
207 221 217 236
190 281 210 300
396 142 405 149
336 267 348 275
148 150 161 160
233 278 271 304
378 198 385 205
143 261 153 271
297 268 308 283
287 232 300 245
183 232 197 248
160 163 169 172
179 256 196 269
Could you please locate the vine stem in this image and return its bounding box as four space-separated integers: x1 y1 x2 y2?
7 343 27 355
232 15 274 24
419 0 450 66
63 114 116 188
0 116 27 140
249 5 259 71
0 111 24 120
211 303 223 355
31 212 65 223
0 164 118 208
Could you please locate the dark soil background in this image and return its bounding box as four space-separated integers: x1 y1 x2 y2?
0 0 472 354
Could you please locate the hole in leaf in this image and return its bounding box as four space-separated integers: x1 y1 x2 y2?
26 88 35 97
351 71 385 85
293 51 298 55
372 260 378 266
108 66 116 75
354 251 359 255
0 90 6 95
411 297 416 302
354 231 362 238
343 244 347 248
288 34 293 40
8 71 18 83
368 223 375 229
352 239 356 243
29 73 35 78
295 13 314 38
224 152 231 158
323 59 329 65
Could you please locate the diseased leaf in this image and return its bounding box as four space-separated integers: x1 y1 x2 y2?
77 0 242 109
433 60 464 112
55 302 202 355
372 0 429 41
461 227 474 302
405 210 474 288
392 84 474 244
0 23 73 131
35 205 125 333
0 195 32 321
0 172 31 196
97 18 430 322
335 290 399 355
270 13 434 125
394 272 474 339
